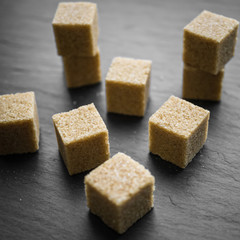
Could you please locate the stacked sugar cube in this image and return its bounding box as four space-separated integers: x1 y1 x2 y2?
182 10 239 101
52 2 101 88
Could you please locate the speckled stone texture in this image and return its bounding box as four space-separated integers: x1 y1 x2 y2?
182 64 224 101
149 96 210 168
52 2 99 56
62 48 101 88
52 103 110 175
183 10 239 74
85 152 155 234
106 57 152 116
0 92 39 155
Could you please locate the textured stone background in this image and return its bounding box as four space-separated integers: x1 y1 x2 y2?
0 0 239 239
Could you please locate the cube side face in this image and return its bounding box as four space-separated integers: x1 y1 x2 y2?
85 173 154 234
0 119 39 155
53 123 69 168
182 65 224 101
33 97 40 148
218 25 238 70
106 82 146 116
143 74 151 114
53 24 97 57
64 131 110 175
85 183 121 233
63 50 101 88
90 9 99 55
149 121 188 168
186 115 209 164
183 30 219 74
118 183 154 234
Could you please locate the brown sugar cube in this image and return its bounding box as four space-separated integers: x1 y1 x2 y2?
62 48 101 88
52 103 109 175
0 92 39 155
182 64 224 101
183 10 239 74
106 57 152 116
52 2 99 56
85 152 155 234
149 96 210 168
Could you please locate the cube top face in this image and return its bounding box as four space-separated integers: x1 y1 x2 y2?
85 152 155 206
52 2 97 26
149 96 210 139
106 57 152 86
0 92 35 124
52 103 107 145
184 10 239 43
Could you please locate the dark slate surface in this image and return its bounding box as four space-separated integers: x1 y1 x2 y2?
0 0 240 239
